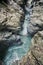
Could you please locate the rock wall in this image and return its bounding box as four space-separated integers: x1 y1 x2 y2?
0 1 24 31
27 0 43 36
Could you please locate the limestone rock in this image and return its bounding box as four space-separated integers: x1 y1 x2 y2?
14 0 24 5
27 5 43 36
0 3 24 31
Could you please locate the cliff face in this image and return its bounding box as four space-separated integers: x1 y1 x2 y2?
27 0 43 36
0 1 24 31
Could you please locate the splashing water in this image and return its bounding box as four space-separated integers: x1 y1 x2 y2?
21 14 30 35
20 6 32 35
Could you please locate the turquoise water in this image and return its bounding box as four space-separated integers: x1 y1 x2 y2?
4 36 32 65
4 6 32 65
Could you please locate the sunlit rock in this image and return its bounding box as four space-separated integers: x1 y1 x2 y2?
0 2 24 31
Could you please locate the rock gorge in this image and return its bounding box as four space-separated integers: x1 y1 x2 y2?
0 0 43 65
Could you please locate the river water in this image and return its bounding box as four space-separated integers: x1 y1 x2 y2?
4 6 32 65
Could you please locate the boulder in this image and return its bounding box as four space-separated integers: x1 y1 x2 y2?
0 2 24 31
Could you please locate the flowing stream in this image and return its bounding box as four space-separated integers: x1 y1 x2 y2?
4 5 32 65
